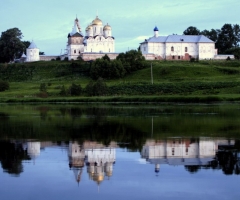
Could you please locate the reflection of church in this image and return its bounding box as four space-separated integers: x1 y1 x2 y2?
141 138 235 173
68 141 117 185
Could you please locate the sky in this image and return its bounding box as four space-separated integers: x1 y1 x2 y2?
1 0 240 55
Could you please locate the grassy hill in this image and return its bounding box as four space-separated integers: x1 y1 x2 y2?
0 60 240 102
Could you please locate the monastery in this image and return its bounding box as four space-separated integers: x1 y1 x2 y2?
140 26 218 60
24 16 118 62
22 16 233 62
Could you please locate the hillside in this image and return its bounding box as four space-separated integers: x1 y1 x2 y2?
0 60 240 102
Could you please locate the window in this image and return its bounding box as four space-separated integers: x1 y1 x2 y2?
172 56 175 59
178 56 180 59
185 47 188 52
172 148 175 156
171 46 174 51
74 50 76 53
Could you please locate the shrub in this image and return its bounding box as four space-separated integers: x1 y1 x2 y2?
59 85 67 96
93 78 108 96
39 83 47 92
56 57 61 61
36 91 48 98
0 79 9 92
64 57 69 61
85 78 108 96
68 83 82 96
85 81 94 96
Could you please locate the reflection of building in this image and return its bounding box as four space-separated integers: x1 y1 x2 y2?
84 141 116 185
27 142 41 159
141 138 234 173
68 142 85 184
68 141 117 185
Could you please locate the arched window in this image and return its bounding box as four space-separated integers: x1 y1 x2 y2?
171 46 174 51
185 47 188 52
74 50 76 54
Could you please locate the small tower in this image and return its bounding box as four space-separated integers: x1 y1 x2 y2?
26 41 40 62
67 17 84 60
154 26 159 37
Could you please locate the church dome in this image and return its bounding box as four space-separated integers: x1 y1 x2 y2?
85 25 93 31
154 26 159 31
103 24 111 30
92 16 103 25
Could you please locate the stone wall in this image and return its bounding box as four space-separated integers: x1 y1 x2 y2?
39 55 59 61
81 53 119 61
214 55 234 60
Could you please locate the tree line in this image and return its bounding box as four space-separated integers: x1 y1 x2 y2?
183 23 240 58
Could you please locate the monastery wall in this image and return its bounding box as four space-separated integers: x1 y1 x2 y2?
39 55 59 61
81 53 119 61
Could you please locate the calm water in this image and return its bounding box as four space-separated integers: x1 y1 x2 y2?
0 104 240 200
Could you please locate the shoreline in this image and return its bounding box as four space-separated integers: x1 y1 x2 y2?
1 95 240 104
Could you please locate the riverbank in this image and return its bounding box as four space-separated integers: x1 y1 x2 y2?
1 94 240 103
1 60 240 102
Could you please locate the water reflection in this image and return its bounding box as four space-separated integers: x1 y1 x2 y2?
68 141 117 185
1 138 239 181
141 138 240 175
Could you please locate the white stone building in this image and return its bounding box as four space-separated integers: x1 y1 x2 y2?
26 41 39 62
66 16 115 60
140 26 217 60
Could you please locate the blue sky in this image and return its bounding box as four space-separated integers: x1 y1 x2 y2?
1 0 240 55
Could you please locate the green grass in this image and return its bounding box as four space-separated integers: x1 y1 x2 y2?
0 60 240 102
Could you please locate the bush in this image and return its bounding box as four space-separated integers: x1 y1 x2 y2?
0 79 9 92
40 83 47 92
36 91 48 98
59 85 67 96
64 57 69 61
85 78 108 96
56 57 61 61
68 83 82 96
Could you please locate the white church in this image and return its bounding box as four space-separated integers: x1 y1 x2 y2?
24 16 117 62
140 26 218 60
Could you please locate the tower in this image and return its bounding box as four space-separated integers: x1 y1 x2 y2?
26 41 40 62
67 18 84 60
154 26 159 37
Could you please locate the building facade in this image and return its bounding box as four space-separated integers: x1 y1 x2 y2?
140 27 217 60
26 41 39 62
66 16 115 60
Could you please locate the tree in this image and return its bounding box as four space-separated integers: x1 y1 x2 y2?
183 26 200 35
39 52 45 55
201 29 219 42
116 49 146 72
0 28 25 63
68 83 82 96
0 79 9 92
22 41 31 54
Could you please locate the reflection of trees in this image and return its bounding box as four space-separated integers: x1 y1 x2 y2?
0 112 9 121
185 165 201 173
0 141 31 176
184 150 240 175
63 121 147 151
216 150 238 175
